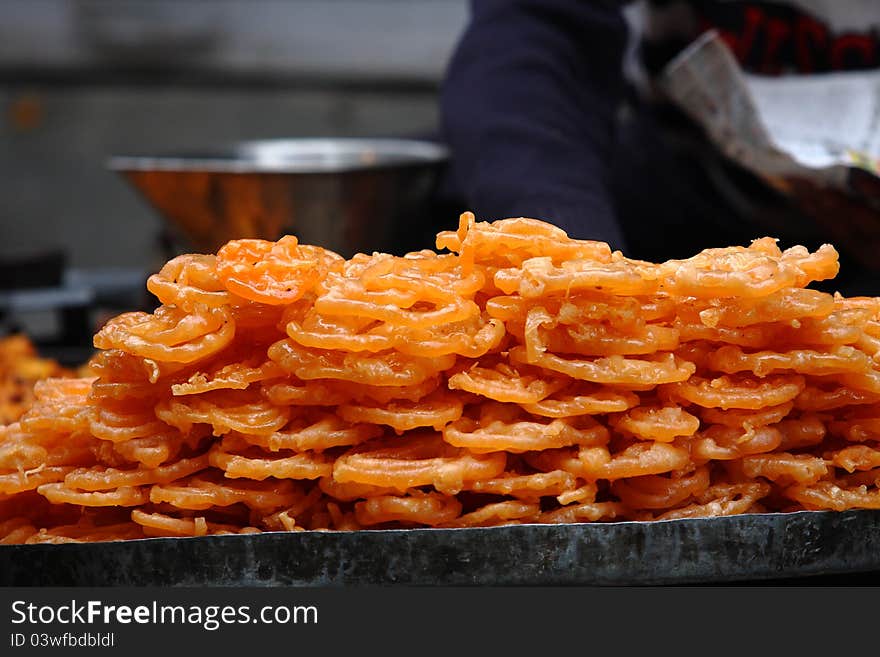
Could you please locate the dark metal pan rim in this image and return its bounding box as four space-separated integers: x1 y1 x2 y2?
0 508 867 548
4 509 879 585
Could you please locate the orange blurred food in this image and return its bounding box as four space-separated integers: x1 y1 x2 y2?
0 335 75 425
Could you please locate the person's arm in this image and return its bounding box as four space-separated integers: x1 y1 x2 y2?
440 0 629 247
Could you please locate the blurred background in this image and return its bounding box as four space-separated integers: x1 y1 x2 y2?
0 0 468 361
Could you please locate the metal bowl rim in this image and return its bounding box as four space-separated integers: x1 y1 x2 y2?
107 137 450 174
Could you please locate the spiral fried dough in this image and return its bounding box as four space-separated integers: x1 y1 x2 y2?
7 212 880 541
94 305 235 364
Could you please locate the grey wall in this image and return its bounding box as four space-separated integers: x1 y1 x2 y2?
0 0 468 83
2 86 440 270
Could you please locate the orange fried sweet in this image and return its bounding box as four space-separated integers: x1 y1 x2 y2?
5 212 880 542
215 236 342 305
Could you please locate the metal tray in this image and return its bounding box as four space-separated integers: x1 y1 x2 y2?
2 510 879 586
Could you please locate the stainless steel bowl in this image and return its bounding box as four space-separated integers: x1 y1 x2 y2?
108 138 449 256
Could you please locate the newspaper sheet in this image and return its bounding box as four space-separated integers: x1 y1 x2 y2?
659 30 880 195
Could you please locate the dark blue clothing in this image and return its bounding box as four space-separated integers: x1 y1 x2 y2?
439 0 629 248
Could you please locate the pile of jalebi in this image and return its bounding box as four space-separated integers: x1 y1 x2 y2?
0 335 75 425
4 212 880 544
